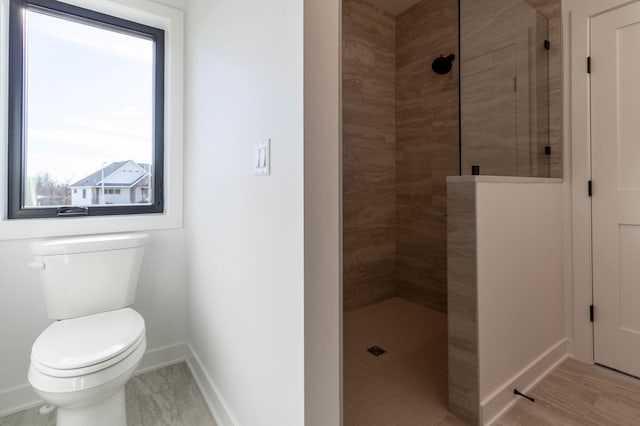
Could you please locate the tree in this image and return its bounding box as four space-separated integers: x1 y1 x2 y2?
27 173 71 206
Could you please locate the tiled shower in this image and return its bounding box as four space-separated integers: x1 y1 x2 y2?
342 0 458 313
342 0 560 314
343 0 561 422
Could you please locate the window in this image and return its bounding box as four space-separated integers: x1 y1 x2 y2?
7 0 164 218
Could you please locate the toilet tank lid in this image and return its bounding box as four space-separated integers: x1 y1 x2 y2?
31 308 145 370
31 233 149 256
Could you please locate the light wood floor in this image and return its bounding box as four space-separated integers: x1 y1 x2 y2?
345 297 640 426
497 358 640 426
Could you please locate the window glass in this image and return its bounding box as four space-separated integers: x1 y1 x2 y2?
8 0 164 218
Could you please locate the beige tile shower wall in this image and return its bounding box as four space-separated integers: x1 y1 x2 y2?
447 180 479 424
343 0 397 311
395 0 459 313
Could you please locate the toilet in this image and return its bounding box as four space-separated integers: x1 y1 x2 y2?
27 233 149 426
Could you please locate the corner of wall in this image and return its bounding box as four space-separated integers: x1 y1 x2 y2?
185 344 238 426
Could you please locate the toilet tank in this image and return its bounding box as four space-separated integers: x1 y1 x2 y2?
30 233 149 320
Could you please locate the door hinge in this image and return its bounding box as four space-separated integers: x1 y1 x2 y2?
587 56 591 74
590 305 594 322
588 180 593 197
544 146 551 156
544 40 550 50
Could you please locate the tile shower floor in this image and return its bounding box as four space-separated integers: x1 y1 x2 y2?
344 297 464 425
0 362 216 426
346 297 640 426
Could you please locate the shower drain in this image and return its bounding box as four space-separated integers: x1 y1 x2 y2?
366 346 386 356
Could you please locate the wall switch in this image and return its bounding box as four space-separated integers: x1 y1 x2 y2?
254 138 271 176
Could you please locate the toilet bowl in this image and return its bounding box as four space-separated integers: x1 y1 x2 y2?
28 308 146 426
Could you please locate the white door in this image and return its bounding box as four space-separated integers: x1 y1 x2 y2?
592 1 640 377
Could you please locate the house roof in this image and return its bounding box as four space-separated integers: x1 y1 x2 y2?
70 160 150 188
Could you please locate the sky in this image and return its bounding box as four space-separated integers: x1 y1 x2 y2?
25 9 154 185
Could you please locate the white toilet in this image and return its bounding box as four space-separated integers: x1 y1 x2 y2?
28 233 149 426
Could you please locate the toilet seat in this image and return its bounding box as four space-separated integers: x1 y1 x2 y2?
31 308 145 378
29 335 146 394
31 333 145 378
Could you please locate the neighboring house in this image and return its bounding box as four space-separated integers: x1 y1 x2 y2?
70 160 151 206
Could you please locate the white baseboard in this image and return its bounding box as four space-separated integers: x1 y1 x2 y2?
0 384 41 419
481 338 569 425
185 343 238 426
135 341 188 375
0 341 189 418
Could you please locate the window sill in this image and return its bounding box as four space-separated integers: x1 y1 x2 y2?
0 210 182 241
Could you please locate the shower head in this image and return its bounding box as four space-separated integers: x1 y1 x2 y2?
432 54 455 75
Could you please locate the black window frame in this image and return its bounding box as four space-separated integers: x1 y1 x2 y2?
7 0 165 219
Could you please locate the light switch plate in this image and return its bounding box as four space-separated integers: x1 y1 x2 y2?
254 138 271 176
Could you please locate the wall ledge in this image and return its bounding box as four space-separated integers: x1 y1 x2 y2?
447 175 564 184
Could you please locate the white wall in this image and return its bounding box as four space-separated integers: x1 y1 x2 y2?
184 0 305 424
0 239 49 413
0 0 343 422
105 189 131 205
0 0 188 415
475 180 566 422
0 229 189 415
304 0 342 424
71 187 90 205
